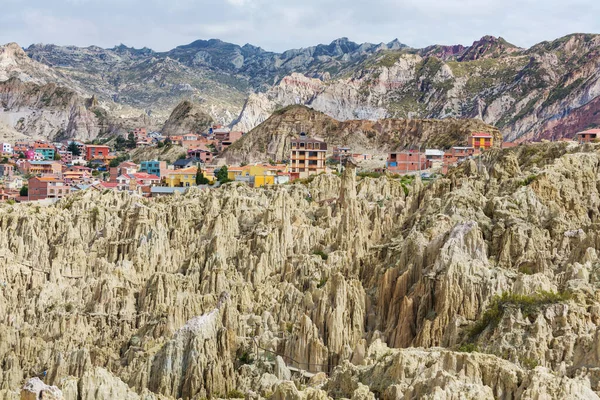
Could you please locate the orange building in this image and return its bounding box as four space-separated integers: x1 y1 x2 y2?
387 151 429 173
468 132 494 149
85 145 111 160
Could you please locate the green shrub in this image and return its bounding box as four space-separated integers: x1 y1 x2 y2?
458 343 478 353
313 250 328 260
237 351 253 365
317 277 328 288
519 174 537 186
468 291 572 340
227 390 245 399
520 356 539 369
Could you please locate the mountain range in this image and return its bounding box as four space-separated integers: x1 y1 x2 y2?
1 33 600 142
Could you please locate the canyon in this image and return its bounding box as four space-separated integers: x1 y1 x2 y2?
1 142 600 398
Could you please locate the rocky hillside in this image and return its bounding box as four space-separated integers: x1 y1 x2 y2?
223 105 500 163
161 100 214 137
233 34 600 142
2 141 600 398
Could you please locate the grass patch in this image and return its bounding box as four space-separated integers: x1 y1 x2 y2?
467 291 572 340
519 174 537 186
457 343 478 353
317 277 328 288
227 390 245 398
313 249 328 261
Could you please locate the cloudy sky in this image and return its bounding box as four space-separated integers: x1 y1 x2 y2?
0 0 599 52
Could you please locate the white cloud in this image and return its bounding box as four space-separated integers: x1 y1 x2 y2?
0 0 598 51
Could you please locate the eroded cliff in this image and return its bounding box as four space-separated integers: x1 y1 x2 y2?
1 142 600 399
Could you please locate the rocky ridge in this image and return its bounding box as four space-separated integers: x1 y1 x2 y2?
1 142 600 398
224 105 501 163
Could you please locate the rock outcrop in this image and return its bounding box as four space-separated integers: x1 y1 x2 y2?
161 100 214 136
2 142 600 398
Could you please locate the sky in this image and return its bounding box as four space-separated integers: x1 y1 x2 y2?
0 0 599 52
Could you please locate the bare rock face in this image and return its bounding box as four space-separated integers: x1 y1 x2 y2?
2 142 600 398
162 100 214 136
20 378 62 400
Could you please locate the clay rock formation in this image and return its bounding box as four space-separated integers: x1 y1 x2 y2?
1 142 600 398
161 100 214 136
224 105 500 163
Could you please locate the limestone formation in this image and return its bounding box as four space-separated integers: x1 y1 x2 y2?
1 142 600 398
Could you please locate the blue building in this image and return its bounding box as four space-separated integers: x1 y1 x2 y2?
140 160 166 177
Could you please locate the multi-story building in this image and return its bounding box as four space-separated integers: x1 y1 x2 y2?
290 133 327 179
140 160 168 177
468 132 494 149
20 161 63 175
132 128 148 141
28 176 70 201
387 151 429 173
0 164 14 177
85 145 111 160
163 167 198 187
1 143 13 155
116 173 160 191
33 143 56 160
187 147 213 164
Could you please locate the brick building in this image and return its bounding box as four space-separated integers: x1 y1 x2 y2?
290 133 327 179
387 151 429 173
28 176 70 201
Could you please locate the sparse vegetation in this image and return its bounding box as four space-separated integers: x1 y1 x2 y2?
313 249 328 260
467 291 573 341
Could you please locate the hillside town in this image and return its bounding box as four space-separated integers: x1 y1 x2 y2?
0 126 596 203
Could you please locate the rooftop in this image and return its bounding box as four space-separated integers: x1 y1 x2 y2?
470 132 493 138
578 129 600 134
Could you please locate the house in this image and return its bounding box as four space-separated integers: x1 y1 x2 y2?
1 143 13 155
28 176 70 201
575 129 600 143
132 128 148 141
387 151 429 173
0 164 14 177
467 132 494 149
173 158 200 170
5 176 23 190
63 170 93 186
116 173 160 191
71 155 87 165
58 150 73 164
228 164 289 187
85 145 111 160
163 167 198 187
109 161 138 182
443 147 477 164
33 143 56 160
20 161 63 175
140 160 167 177
425 149 445 169
290 133 327 179
187 147 213 164
216 131 243 151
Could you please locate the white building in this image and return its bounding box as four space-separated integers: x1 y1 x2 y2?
1 143 13 154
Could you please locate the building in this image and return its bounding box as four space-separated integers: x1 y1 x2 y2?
116 173 160 191
33 143 56 160
132 128 148 141
387 151 429 173
28 176 70 201
58 150 73 164
0 164 14 177
216 131 243 151
227 164 289 187
5 176 23 190
187 147 213 164
140 160 168 177
173 158 200 170
468 132 494 149
20 161 63 175
290 133 327 179
163 167 198 187
575 129 600 143
85 145 111 160
1 143 13 155
151 187 190 197
443 147 478 164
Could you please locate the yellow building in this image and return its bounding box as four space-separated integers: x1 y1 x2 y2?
163 166 198 187
227 164 289 187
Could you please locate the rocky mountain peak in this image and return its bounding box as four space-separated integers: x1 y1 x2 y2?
458 35 520 61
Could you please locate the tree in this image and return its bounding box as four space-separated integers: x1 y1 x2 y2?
196 169 209 185
18 152 25 159
115 136 127 151
54 152 61 161
0 157 8 164
126 133 137 149
20 186 28 197
216 165 231 184
164 137 172 146
67 142 81 156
